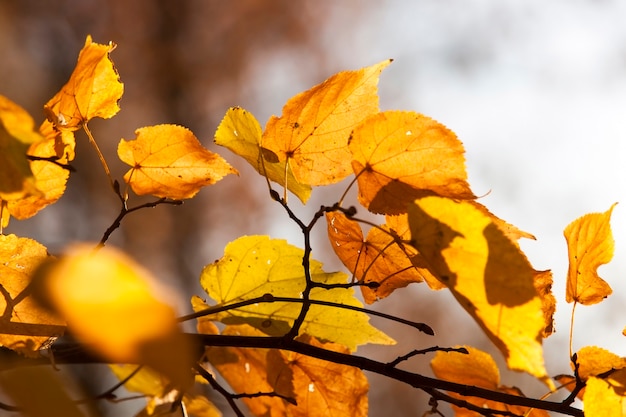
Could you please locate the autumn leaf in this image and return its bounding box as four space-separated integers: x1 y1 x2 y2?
584 370 626 417
43 35 123 131
0 95 44 202
215 107 311 203
118 124 237 200
262 60 391 186
199 235 394 351
326 211 442 304
349 111 475 214
408 196 553 386
0 235 65 357
431 346 549 417
32 244 193 388
110 364 221 417
564 203 617 305
201 324 368 417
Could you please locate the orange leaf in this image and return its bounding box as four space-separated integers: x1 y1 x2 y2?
565 203 617 305
431 346 549 417
326 212 442 304
262 60 391 186
409 196 553 387
118 124 237 200
0 235 65 357
349 111 475 214
575 346 626 381
533 269 556 337
43 35 123 130
32 244 193 388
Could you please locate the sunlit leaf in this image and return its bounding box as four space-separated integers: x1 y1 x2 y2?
326 211 442 304
0 235 65 356
0 96 44 202
533 269 556 337
215 106 311 203
118 124 237 200
576 346 626 381
584 370 626 417
32 244 193 388
201 324 367 417
409 196 553 387
110 364 221 417
565 203 617 305
43 35 123 130
431 346 549 417
349 111 475 214
262 60 391 185
199 235 394 351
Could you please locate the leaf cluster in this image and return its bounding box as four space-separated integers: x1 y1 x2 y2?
0 35 622 417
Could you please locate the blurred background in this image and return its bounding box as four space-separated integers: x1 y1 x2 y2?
2 0 626 415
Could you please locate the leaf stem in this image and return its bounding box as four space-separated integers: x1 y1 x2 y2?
82 123 114 190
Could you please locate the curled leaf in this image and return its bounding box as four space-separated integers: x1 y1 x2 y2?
565 203 617 305
118 124 237 200
43 35 124 130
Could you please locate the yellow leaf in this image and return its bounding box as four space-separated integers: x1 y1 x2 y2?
565 203 617 305
584 371 626 417
431 346 549 417
32 244 193 388
43 35 124 130
262 60 391 186
326 212 442 304
0 235 65 356
118 124 237 200
349 111 475 214
0 95 44 202
575 346 626 381
408 196 553 386
199 235 394 351
215 107 311 203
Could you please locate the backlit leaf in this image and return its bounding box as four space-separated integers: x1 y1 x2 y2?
262 60 391 185
583 370 626 417
0 235 65 356
576 346 626 381
43 35 123 130
32 244 193 388
565 203 617 305
408 196 553 386
0 96 44 202
431 346 549 417
326 211 442 304
215 107 311 203
118 124 237 200
199 235 394 351
349 111 475 214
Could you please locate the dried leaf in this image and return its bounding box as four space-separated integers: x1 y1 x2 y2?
409 196 553 387
0 235 65 356
349 111 475 214
262 60 391 185
43 35 123 130
215 106 311 203
118 124 237 200
565 203 617 305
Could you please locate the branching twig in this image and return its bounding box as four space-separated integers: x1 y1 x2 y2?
387 346 468 368
194 364 245 417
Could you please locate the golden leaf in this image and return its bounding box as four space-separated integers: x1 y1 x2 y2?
565 203 617 305
262 60 391 185
43 35 123 130
431 346 549 417
409 196 553 386
118 124 237 200
583 370 626 417
215 106 311 203
349 110 475 214
0 235 65 356
32 244 193 388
